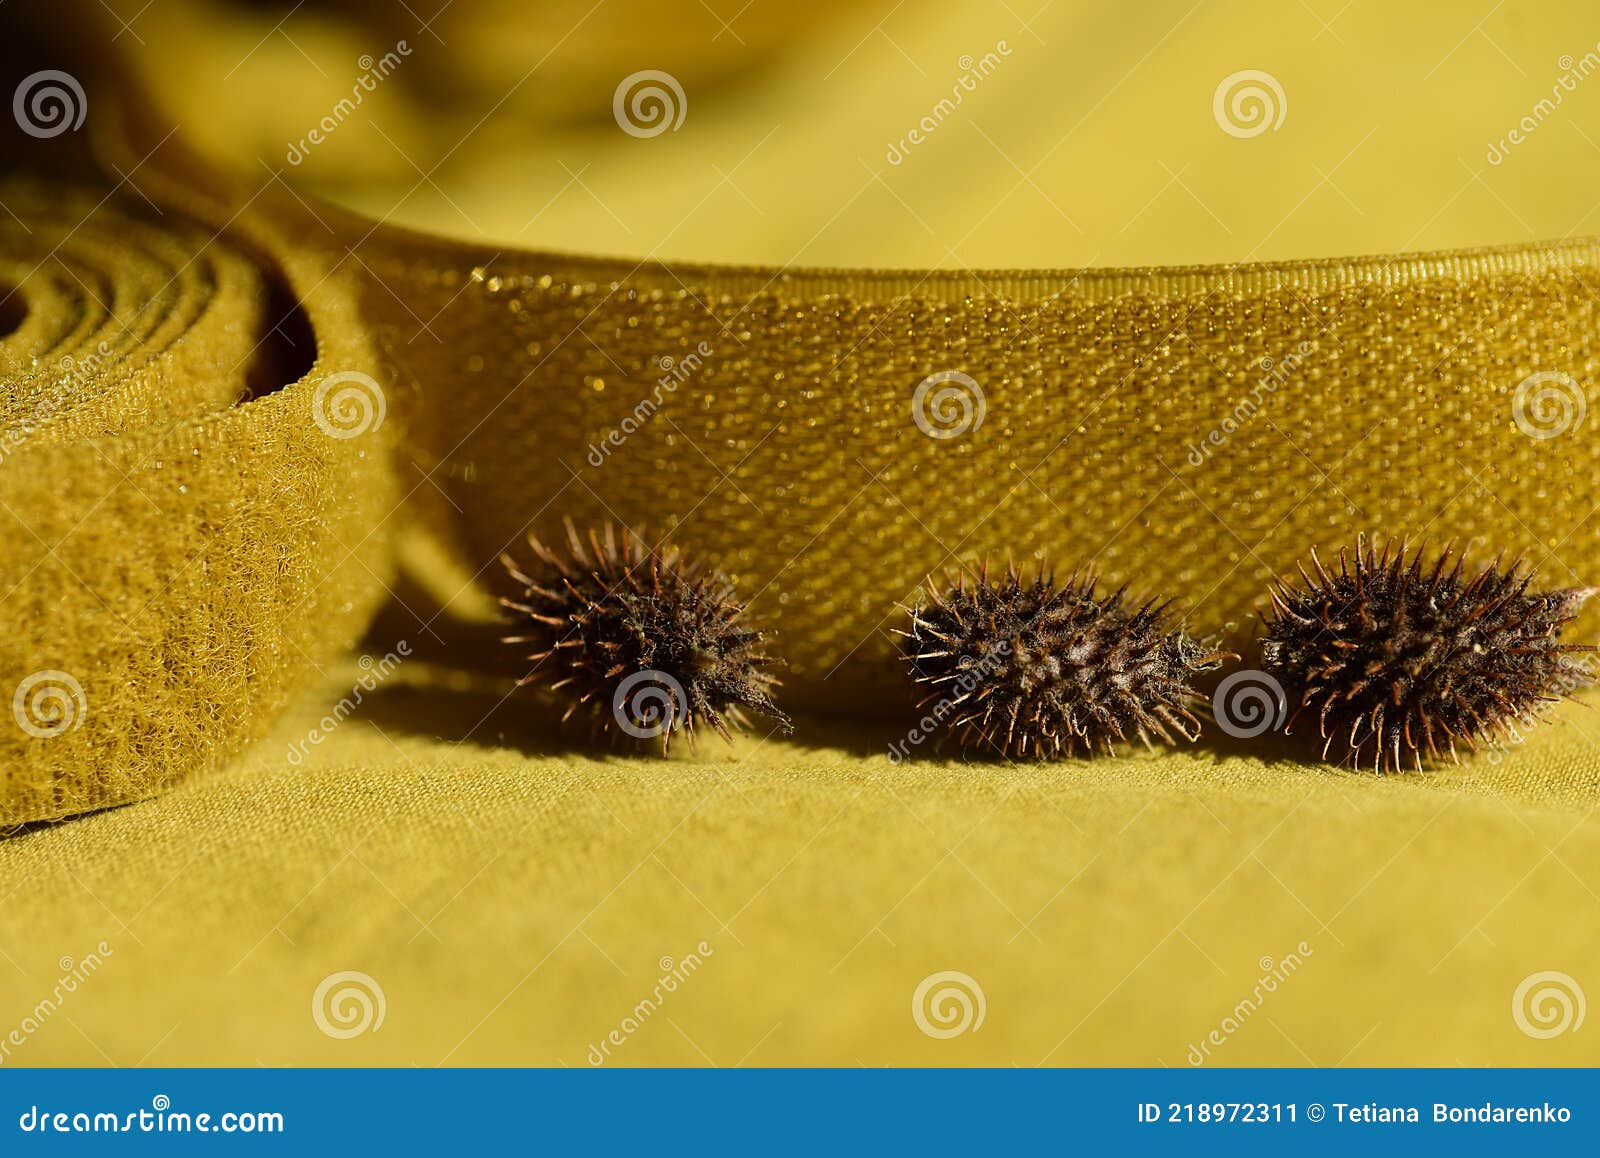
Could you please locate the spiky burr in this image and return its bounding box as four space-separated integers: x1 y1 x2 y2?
896 563 1227 760
1262 537 1596 772
499 522 788 753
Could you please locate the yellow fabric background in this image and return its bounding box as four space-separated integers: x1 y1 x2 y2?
2 0 1600 1066
3 655 1600 1067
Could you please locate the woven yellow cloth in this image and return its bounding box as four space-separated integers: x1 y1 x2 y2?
2 0 1599 1065
3 656 1599 1066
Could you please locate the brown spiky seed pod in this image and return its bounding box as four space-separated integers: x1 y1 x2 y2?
896 564 1227 760
500 522 788 753
1262 538 1596 772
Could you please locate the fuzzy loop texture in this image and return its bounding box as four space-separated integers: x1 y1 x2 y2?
0 182 396 825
